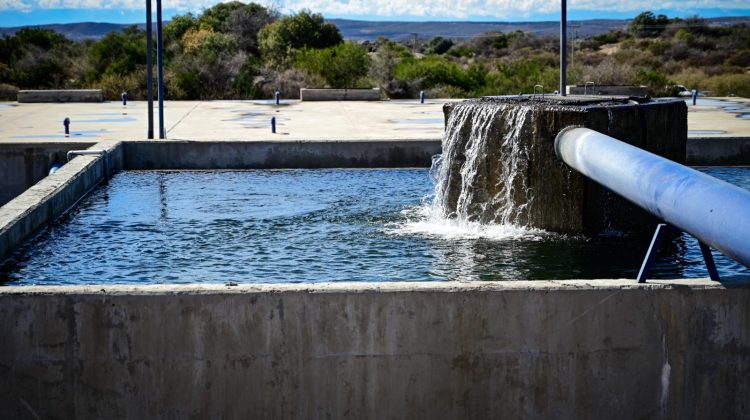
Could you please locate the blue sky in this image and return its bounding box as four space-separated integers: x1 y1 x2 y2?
0 1 749 26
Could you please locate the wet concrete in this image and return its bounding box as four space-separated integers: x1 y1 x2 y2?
440 96 687 233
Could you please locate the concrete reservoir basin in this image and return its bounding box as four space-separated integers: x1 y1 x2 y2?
1 96 749 419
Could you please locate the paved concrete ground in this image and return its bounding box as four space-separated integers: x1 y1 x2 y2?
1 97 748 143
0 99 448 142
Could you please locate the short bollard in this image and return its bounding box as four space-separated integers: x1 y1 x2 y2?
63 117 70 136
121 91 128 106
692 89 698 106
419 90 425 104
271 116 276 133
275 90 280 105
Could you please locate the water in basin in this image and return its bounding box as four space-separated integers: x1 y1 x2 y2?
1 167 748 285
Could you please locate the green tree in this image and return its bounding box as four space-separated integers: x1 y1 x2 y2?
164 12 198 44
220 3 277 56
258 10 342 68
629 11 671 38
87 26 147 81
427 36 454 55
0 28 72 88
296 41 371 88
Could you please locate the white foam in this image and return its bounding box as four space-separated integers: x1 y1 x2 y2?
384 205 552 241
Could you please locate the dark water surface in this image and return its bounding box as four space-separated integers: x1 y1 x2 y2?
1 168 748 285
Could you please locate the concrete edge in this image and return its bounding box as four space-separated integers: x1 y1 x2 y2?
0 278 740 295
139 138 442 143
687 136 750 165
123 139 442 170
0 140 122 261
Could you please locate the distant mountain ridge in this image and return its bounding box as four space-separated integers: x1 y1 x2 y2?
1 16 749 41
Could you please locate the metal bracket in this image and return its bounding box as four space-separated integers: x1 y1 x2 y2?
637 223 720 283
532 85 545 100
584 81 595 95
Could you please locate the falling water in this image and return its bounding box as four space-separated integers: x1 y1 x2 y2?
432 100 534 225
387 99 548 242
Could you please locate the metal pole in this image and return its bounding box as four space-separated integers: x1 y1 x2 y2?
156 0 165 139
146 0 154 139
555 126 750 269
560 0 567 96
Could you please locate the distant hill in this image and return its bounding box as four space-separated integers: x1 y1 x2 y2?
1 16 749 41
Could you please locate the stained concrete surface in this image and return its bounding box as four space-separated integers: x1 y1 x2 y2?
1 97 747 143
0 99 450 142
1 280 748 419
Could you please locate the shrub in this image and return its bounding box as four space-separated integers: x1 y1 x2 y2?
394 57 485 93
296 41 371 88
0 83 18 101
636 68 675 96
258 10 342 68
87 26 147 82
481 59 558 95
253 67 324 99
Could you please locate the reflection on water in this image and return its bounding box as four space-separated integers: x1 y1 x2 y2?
1 168 748 285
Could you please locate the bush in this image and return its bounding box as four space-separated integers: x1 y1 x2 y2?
0 83 18 101
0 28 73 88
394 57 485 93
253 67 324 99
87 26 147 82
579 57 637 85
296 41 371 88
427 37 454 55
481 59 558 95
95 68 149 100
258 10 342 68
591 30 628 45
703 73 750 97
636 68 674 96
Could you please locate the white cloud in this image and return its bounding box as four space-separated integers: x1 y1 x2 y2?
280 0 750 18
0 0 31 11
1 0 749 17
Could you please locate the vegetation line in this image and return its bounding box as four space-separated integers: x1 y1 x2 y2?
1 5 748 101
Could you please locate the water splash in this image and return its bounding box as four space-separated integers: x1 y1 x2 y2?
388 100 547 241
385 204 550 241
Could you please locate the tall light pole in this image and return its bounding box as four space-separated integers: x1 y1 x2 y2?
146 0 154 139
560 0 567 96
156 0 166 139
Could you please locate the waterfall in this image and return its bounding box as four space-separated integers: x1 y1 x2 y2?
431 100 534 226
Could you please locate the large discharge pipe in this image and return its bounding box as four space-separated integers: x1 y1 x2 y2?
555 126 750 269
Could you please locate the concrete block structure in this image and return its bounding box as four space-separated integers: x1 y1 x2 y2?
300 88 380 101
17 89 103 103
440 96 687 233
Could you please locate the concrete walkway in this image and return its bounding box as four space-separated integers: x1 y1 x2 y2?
0 97 748 143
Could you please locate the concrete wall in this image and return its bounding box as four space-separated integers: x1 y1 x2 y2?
687 137 750 165
0 280 748 419
0 141 122 261
124 140 440 169
0 142 96 207
17 89 103 103
300 88 381 101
